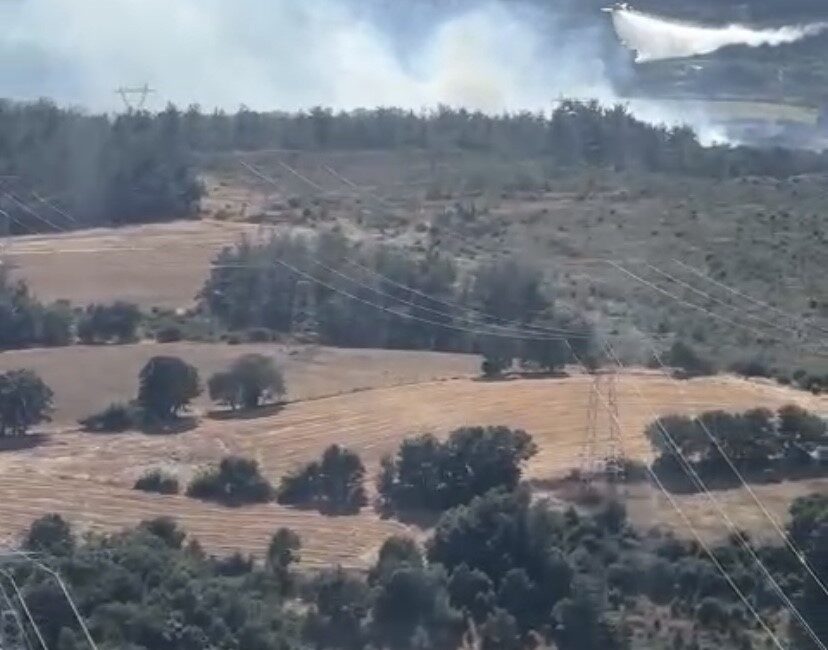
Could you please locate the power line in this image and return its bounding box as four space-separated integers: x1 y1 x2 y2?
2 195 63 233
601 342 827 650
215 258 574 342
562 340 788 650
0 576 33 650
31 193 79 227
307 257 590 339
0 568 48 650
672 257 828 338
2 549 98 650
646 343 828 601
608 260 828 358
645 261 816 344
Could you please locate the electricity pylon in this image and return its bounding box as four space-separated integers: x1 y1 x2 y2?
114 84 155 111
579 370 626 484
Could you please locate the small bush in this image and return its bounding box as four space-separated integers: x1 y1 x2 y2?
134 469 180 495
665 341 716 378
186 456 274 506
155 325 183 343
79 403 141 432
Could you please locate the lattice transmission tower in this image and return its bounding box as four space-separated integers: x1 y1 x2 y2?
114 83 155 111
579 370 626 484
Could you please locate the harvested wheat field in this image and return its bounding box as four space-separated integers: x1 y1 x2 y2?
0 369 823 567
0 219 260 308
0 343 478 425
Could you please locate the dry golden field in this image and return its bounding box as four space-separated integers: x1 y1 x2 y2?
0 369 822 567
0 343 478 425
0 219 259 308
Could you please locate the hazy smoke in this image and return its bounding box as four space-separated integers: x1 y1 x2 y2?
0 0 617 113
610 7 828 63
0 0 729 142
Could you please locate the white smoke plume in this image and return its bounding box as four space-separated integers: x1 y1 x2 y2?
610 6 828 63
0 0 615 113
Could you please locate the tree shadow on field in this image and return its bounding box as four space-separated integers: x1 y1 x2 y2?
472 369 571 383
141 416 199 436
0 433 48 451
206 402 285 421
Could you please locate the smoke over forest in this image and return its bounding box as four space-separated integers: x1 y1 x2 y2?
0 0 620 113
0 0 825 142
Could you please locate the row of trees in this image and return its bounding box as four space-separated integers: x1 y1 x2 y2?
200 230 593 359
646 404 828 487
0 269 149 350
14 486 828 650
147 102 828 180
151 425 536 516
6 97 828 236
81 353 286 432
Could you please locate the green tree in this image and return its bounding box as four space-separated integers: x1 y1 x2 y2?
137 356 201 420
209 353 286 410
277 444 367 514
267 527 301 592
186 456 273 506
305 567 371 650
379 427 537 512
24 513 74 555
0 368 53 436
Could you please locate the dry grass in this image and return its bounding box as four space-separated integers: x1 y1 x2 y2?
1 220 259 308
0 343 478 425
0 369 822 567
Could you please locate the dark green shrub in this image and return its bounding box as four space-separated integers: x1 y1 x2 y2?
134 469 180 494
155 325 183 343
79 402 141 432
186 456 274 506
277 444 367 514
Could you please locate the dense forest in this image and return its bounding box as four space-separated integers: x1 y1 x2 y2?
9 485 827 650
199 229 593 364
4 99 828 234
0 100 202 232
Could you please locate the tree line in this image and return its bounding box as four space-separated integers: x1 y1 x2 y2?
0 100 201 232
11 487 828 649
200 230 594 364
5 98 828 238
184 101 828 179
137 425 536 517
647 404 828 489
